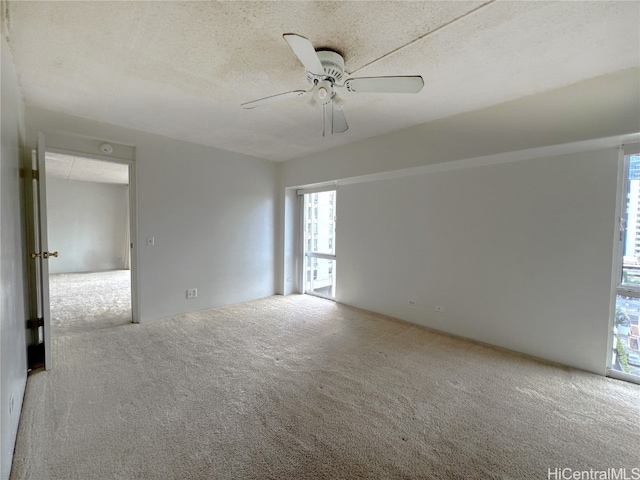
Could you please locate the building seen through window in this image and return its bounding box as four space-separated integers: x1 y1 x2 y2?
304 191 336 299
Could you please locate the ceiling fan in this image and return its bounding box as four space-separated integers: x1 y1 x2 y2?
241 34 424 136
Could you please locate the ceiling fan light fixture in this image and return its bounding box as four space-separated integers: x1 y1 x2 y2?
241 33 423 136
306 91 319 110
314 80 333 105
332 93 345 110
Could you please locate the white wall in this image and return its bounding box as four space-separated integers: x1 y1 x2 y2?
337 149 619 374
1 35 28 480
280 69 640 375
47 177 128 274
282 68 639 189
278 187 301 296
27 108 277 323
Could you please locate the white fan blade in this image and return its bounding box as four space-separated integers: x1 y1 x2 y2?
324 102 349 134
345 76 424 94
241 90 306 109
283 34 325 77
332 105 349 133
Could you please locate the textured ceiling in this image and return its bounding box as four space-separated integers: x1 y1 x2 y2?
5 1 640 161
46 152 129 185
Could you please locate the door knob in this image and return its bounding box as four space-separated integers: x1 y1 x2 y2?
31 251 58 259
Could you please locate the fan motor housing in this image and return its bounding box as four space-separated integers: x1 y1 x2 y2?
307 50 345 84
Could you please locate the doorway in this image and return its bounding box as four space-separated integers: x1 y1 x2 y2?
302 189 336 299
45 152 134 334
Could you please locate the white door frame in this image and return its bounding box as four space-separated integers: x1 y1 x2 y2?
45 146 140 324
25 133 56 369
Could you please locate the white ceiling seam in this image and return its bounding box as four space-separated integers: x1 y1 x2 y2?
348 0 496 76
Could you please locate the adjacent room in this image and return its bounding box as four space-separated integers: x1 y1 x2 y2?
1 1 639 479
45 153 133 337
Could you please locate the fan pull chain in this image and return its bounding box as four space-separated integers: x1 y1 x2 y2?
322 99 335 136
322 103 326 137
330 100 334 135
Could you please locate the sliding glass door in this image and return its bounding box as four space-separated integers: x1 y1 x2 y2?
302 190 336 299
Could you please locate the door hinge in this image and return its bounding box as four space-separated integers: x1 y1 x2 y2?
20 167 40 179
26 318 44 329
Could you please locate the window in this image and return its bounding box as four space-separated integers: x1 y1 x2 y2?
611 149 640 382
301 189 337 299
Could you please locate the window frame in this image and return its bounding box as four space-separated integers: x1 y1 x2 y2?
608 143 640 384
298 185 337 300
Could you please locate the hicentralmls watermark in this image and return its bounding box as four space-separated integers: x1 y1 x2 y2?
547 468 640 480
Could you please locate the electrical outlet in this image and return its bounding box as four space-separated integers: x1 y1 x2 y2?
186 288 197 299
434 305 445 313
408 299 417 307
9 393 14 417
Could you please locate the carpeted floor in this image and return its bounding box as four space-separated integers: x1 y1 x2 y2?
10 278 640 479
49 270 132 335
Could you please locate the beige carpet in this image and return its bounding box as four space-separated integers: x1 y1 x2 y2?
49 270 132 335
11 290 640 479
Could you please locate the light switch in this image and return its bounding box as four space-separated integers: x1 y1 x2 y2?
146 236 155 247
